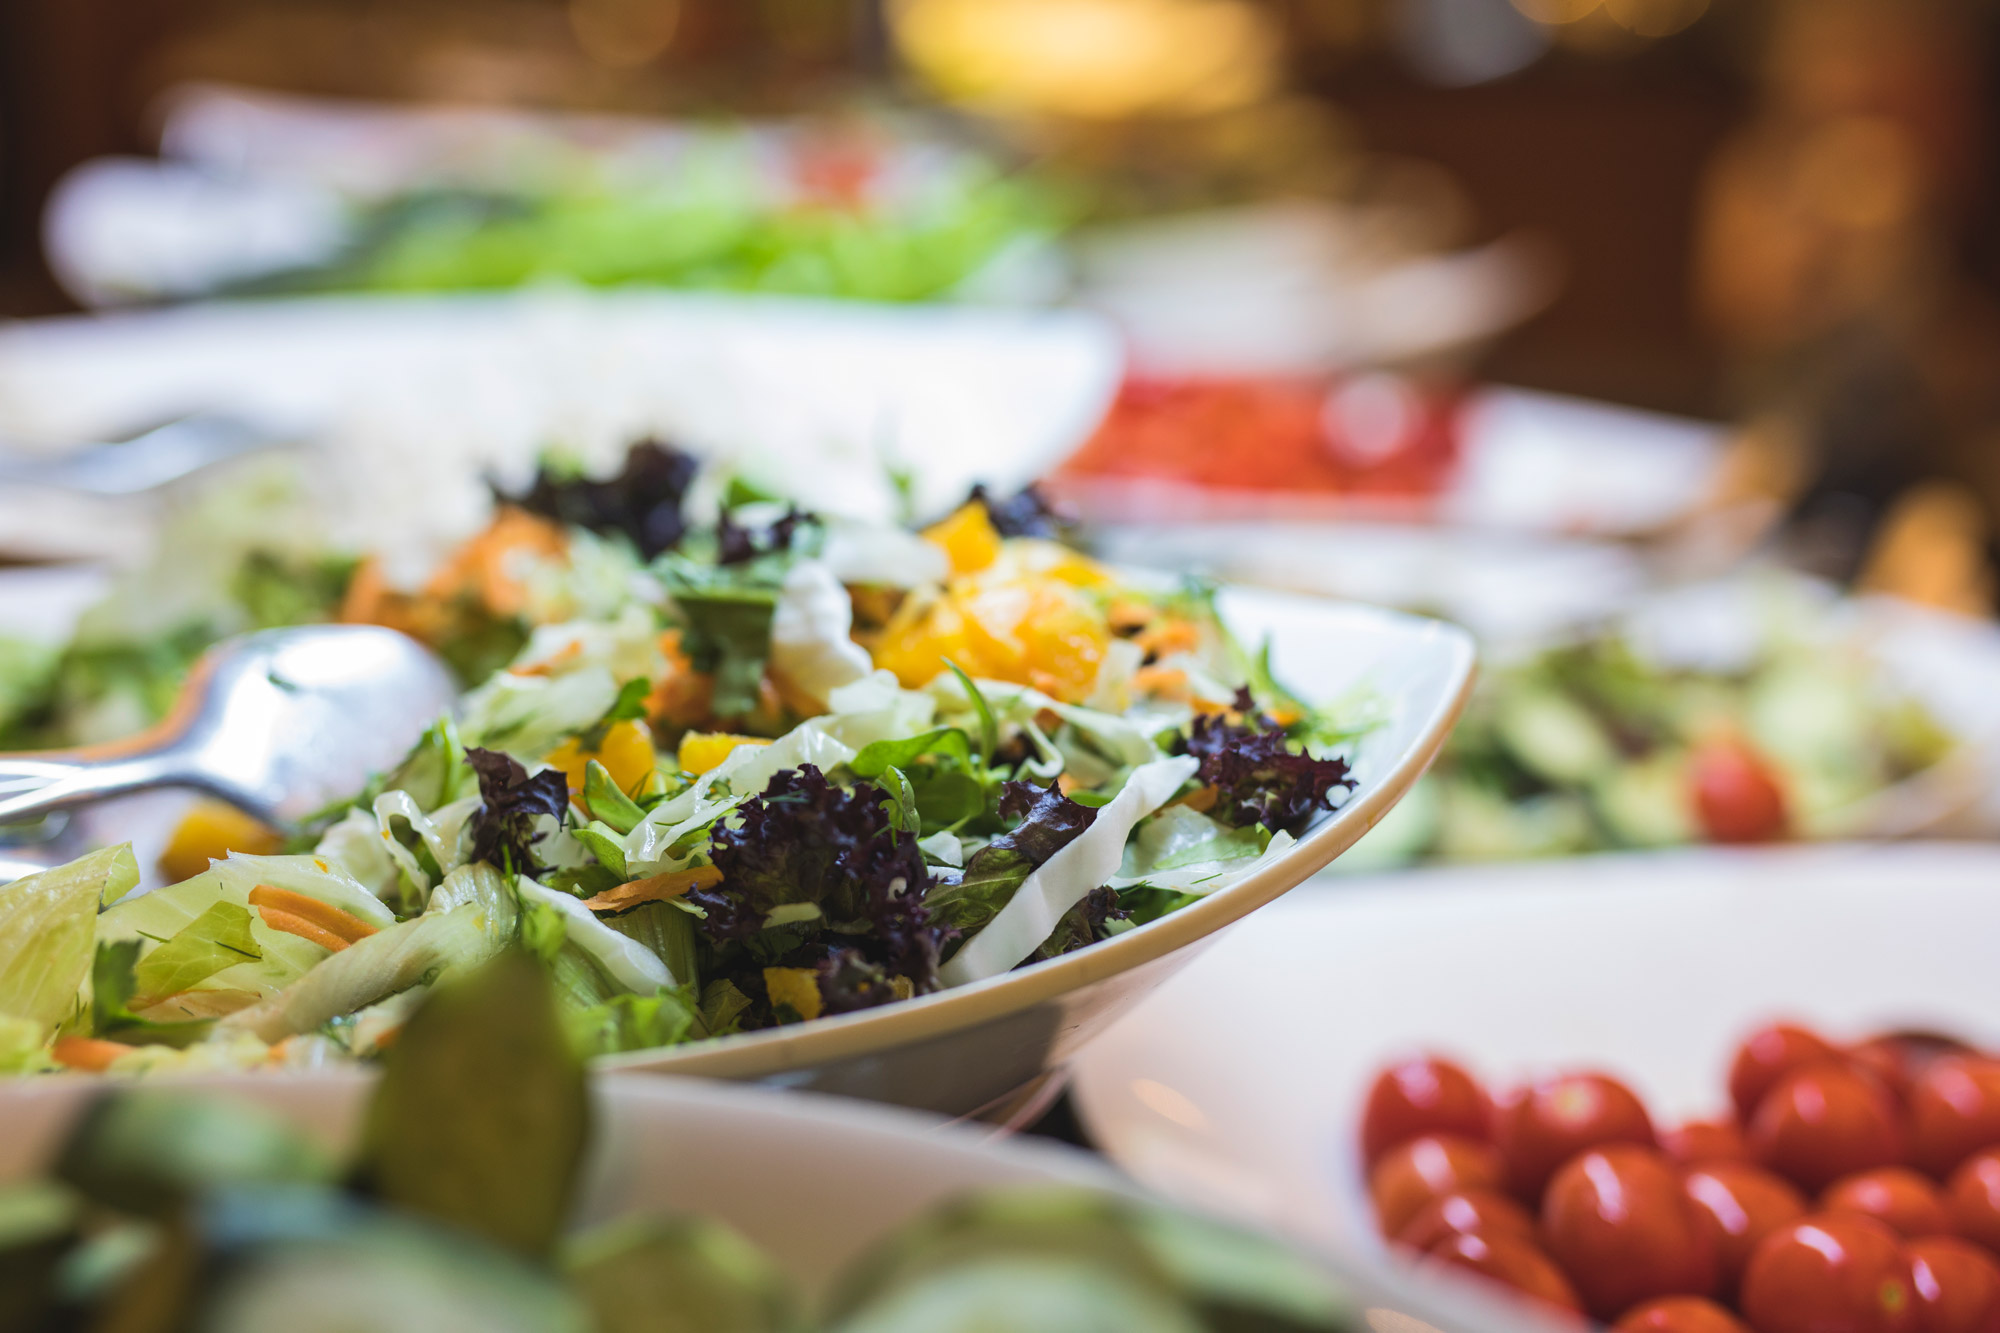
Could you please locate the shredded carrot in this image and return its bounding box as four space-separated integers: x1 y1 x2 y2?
1106 598 1154 634
424 507 567 617
255 906 350 953
248 886 378 944
508 640 583 678
1135 618 1202 659
584 866 723 913
647 631 716 728
52 1036 134 1072
1131 666 1190 699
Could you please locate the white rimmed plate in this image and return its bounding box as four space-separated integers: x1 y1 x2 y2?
1069 844 2000 1322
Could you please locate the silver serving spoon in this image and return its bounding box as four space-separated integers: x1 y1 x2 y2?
0 415 282 497
0 625 456 832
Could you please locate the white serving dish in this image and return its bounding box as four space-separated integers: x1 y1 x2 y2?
0 1070 1538 1332
1070 843 2000 1301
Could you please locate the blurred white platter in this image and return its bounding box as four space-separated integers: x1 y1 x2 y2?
0 290 1120 569
1067 384 1730 539
1069 843 2000 1268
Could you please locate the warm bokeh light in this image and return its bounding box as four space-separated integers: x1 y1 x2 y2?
1509 0 1604 27
889 0 1281 118
567 0 680 69
1604 0 1709 39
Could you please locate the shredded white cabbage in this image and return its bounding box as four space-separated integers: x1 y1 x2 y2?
768 559 874 710
516 879 674 993
940 755 1197 985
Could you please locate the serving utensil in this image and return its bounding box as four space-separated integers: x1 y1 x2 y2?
0 625 455 832
0 415 279 497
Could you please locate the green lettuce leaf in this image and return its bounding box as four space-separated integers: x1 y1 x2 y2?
564 988 703 1058
132 901 263 1001
0 845 138 1036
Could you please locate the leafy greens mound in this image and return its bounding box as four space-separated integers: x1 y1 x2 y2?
0 450 1376 1073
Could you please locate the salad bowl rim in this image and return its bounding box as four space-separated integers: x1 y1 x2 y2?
594 592 1478 1084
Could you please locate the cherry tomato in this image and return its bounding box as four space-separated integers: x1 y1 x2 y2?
1731 1024 1843 1121
1614 1296 1754 1333
1425 1229 1586 1318
1823 1169 1954 1239
1497 1072 1658 1201
1749 1063 1907 1192
1542 1145 1719 1319
1851 1033 1981 1103
1909 1058 2000 1181
1361 1056 1494 1163
1395 1189 1539 1252
1946 1149 2000 1255
1909 1237 2000 1333
1739 1213 1919 1333
1683 1162 1809 1300
1690 737 1789 844
1665 1118 1753 1166
1371 1134 1505 1238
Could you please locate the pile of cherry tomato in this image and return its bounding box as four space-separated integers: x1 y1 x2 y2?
1361 1024 2000 1332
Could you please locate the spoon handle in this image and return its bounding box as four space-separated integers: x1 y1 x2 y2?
0 754 192 826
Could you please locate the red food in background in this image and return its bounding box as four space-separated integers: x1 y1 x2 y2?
1738 1214 1919 1333
1731 1025 1843 1122
1749 1064 1907 1192
1683 1163 1810 1300
1823 1169 1955 1239
1690 739 1790 845
1667 1119 1754 1166
1910 1059 2000 1181
1052 375 1464 501
1396 1189 1540 1252
1542 1145 1719 1319
1361 1056 1493 1164
1908 1237 2000 1333
1947 1150 2000 1254
1426 1229 1587 1318
1497 1073 1658 1201
1371 1135 1505 1238
1615 1297 1755 1333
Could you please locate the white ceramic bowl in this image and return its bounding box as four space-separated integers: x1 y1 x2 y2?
600 586 1474 1122
0 1070 1537 1331
1069 844 2000 1320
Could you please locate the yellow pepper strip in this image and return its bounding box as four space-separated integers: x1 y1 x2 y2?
763 968 823 1022
677 732 768 777
248 886 379 945
583 866 723 914
159 800 284 884
52 1036 134 1072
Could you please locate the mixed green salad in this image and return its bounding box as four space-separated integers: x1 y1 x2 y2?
1352 597 1955 865
0 953 1357 1331
230 133 1063 304
0 445 1366 1073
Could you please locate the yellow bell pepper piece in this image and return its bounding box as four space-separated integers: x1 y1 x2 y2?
159 799 284 884
923 501 1004 577
763 967 823 1022
677 731 770 777
546 719 659 794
